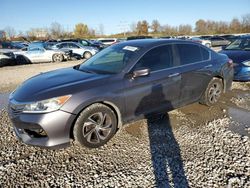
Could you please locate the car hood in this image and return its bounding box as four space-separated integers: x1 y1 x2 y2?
219 50 250 64
11 67 111 102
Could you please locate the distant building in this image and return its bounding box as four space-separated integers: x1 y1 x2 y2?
0 30 6 39
28 28 49 38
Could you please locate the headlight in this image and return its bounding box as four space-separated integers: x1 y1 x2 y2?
242 60 250 66
23 95 71 113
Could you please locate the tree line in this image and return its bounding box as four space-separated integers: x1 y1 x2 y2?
2 14 250 41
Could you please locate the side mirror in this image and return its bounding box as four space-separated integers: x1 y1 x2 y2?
132 68 150 78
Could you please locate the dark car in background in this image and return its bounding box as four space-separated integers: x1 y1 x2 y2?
208 36 230 47
0 41 26 50
220 35 241 43
8 39 233 149
219 35 250 81
127 36 153 40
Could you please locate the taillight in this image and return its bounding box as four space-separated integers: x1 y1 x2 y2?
227 59 233 68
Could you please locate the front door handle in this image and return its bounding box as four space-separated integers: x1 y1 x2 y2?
168 73 180 78
204 64 212 68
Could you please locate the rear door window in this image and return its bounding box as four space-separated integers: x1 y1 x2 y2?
68 43 80 49
57 43 68 49
134 45 173 72
200 47 210 60
176 44 203 65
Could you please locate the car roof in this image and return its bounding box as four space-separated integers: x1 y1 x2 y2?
240 35 250 39
118 39 196 48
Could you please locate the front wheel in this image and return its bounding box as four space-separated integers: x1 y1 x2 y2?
73 103 118 148
200 78 223 106
83 51 92 59
52 53 64 62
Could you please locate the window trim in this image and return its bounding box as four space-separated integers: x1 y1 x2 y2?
128 42 211 74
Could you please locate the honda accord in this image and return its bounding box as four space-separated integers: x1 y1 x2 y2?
8 39 234 148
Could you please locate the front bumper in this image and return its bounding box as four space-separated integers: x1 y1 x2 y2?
8 108 76 149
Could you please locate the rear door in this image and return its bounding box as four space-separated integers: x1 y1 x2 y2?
175 43 213 105
68 43 84 56
26 47 42 62
124 44 182 121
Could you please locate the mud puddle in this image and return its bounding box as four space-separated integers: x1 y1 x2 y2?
125 88 250 138
0 93 9 111
228 107 250 137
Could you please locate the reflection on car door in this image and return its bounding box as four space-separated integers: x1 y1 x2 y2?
124 45 181 122
175 43 213 106
37 48 51 62
26 48 41 63
68 43 83 56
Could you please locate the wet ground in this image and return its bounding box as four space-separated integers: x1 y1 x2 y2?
1 83 249 137
125 86 250 138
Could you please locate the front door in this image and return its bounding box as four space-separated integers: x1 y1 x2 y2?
123 44 181 122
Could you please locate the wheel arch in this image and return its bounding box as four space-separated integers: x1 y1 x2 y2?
213 75 225 92
69 101 123 139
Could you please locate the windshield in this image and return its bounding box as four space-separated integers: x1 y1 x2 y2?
225 38 250 50
79 43 141 74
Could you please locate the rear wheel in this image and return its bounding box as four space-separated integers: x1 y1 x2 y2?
73 103 118 148
52 53 63 62
83 51 92 59
200 78 223 106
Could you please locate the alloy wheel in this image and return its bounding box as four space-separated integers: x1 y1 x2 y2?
82 112 112 144
208 83 222 104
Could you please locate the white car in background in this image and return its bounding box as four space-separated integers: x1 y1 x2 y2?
97 38 118 46
14 42 70 63
52 42 99 59
190 37 212 48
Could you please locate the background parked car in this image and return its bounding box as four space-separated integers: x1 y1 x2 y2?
207 36 230 47
219 35 250 81
220 35 241 43
190 37 212 48
14 42 70 63
52 42 99 59
127 36 153 40
61 39 105 50
97 38 119 46
0 41 26 50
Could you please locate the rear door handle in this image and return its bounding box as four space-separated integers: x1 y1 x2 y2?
168 73 180 78
204 64 212 68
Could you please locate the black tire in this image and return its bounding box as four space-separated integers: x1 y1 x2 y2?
83 51 92 59
52 53 63 62
73 103 118 148
16 55 31 65
200 78 223 106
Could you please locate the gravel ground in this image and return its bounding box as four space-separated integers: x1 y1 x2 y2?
0 62 249 187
